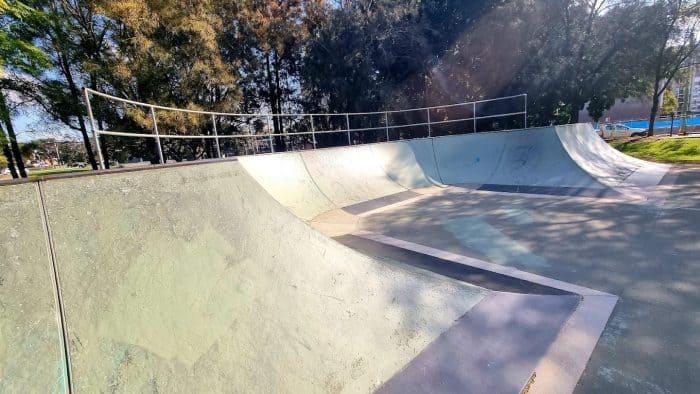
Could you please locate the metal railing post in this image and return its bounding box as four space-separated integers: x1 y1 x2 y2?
384 112 390 141
211 114 222 158
473 101 477 133
267 115 275 153
524 94 528 129
345 113 351 145
310 115 317 149
427 108 432 137
150 106 164 164
83 88 105 169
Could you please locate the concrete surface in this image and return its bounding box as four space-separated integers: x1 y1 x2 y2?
0 123 683 393
369 139 442 188
0 183 67 393
337 232 618 394
354 166 700 393
432 127 606 188
237 124 667 222
239 152 335 220
300 145 408 207
377 292 580 394
36 161 485 393
555 124 670 192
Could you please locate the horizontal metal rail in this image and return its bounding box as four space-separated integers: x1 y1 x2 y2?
84 88 526 118
84 88 527 168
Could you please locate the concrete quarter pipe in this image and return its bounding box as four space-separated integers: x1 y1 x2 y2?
0 124 666 392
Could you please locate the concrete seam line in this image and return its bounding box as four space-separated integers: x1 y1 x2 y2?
487 134 508 183
366 144 410 192
429 138 445 185
298 151 337 210
368 143 424 189
36 181 73 393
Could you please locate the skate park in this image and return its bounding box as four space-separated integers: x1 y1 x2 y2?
3 93 700 393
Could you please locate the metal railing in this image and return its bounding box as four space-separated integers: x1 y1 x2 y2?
84 88 527 169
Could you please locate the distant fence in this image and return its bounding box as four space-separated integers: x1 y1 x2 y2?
84 88 527 169
592 114 700 132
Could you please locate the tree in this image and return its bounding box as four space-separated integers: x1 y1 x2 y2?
0 144 7 169
661 87 679 135
95 0 239 162
9 0 121 170
229 0 314 151
494 0 654 126
0 0 50 177
587 92 616 123
0 126 18 177
644 0 699 136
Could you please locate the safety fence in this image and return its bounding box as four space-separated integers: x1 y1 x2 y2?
84 88 527 168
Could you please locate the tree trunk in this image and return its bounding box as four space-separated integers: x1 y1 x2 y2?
648 93 660 137
273 51 285 152
59 52 98 170
265 51 284 152
2 143 18 179
670 113 674 136
0 92 27 178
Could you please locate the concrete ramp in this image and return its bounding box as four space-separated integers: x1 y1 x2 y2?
0 123 663 393
237 124 669 222
239 153 334 220
36 162 484 392
0 184 68 393
556 123 671 190
432 132 507 185
369 139 443 188
432 128 606 189
299 146 407 207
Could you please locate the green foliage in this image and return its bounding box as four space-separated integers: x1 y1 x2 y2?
0 0 50 75
612 138 700 163
587 93 616 123
2 0 698 161
661 89 679 115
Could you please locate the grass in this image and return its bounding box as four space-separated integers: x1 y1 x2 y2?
611 137 700 163
27 167 91 177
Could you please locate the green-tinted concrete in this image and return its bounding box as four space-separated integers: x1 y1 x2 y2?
0 183 67 393
40 161 485 393
239 153 335 220
300 145 407 207
369 140 442 188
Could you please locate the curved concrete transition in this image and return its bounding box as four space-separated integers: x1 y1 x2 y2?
1 162 487 393
0 123 660 393
240 124 670 221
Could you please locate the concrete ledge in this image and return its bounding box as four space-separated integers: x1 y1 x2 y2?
378 293 580 394
334 234 569 295
350 231 618 393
